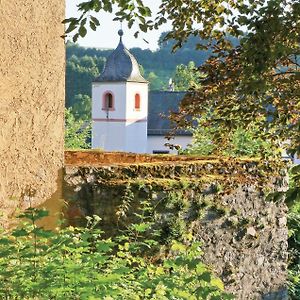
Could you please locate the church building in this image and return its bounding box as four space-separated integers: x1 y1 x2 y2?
92 30 192 154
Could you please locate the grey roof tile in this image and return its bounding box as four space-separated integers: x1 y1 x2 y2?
148 91 191 136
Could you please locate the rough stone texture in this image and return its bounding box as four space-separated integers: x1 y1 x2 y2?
64 151 288 300
0 0 65 225
192 186 288 299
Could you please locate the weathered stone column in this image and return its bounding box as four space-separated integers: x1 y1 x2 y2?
0 0 65 226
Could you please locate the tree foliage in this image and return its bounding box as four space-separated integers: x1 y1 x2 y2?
181 121 273 158
164 0 299 158
65 108 91 149
63 0 153 42
66 51 105 107
72 94 92 121
66 3 300 295
173 61 203 91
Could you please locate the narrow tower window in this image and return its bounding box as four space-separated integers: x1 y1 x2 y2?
103 92 114 110
134 93 141 110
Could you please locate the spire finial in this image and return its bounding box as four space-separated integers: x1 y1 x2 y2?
118 22 124 42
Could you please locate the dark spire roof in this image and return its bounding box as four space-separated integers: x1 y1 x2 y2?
94 30 147 83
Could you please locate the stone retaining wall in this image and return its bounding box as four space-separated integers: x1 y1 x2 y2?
64 151 288 299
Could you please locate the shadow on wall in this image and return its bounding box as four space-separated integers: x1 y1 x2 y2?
36 169 65 230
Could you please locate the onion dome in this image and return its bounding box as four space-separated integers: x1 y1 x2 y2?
94 30 147 83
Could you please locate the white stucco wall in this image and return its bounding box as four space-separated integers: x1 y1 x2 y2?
92 82 127 120
147 135 192 154
126 82 148 120
92 122 126 151
125 82 148 153
126 121 148 153
92 81 148 153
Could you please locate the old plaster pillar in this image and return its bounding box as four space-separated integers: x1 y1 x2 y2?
0 0 65 226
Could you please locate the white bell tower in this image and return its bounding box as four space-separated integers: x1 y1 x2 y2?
92 30 148 153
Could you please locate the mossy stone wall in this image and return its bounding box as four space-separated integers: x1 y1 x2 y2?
64 152 288 300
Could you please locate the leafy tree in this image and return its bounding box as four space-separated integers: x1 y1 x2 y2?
66 51 105 107
146 71 163 91
180 123 217 156
182 122 272 158
65 108 91 149
139 65 165 90
72 94 92 121
173 61 203 91
162 0 299 159
172 61 272 157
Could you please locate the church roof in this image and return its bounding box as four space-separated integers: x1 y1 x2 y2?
147 91 192 136
94 30 147 83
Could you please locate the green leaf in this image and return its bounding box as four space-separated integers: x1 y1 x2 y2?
286 188 300 207
0 238 13 245
32 227 54 238
196 262 207 274
131 223 150 233
79 26 87 37
73 33 79 42
171 241 186 253
96 273 121 284
265 191 285 203
62 17 77 24
96 241 114 252
12 228 29 237
139 24 147 32
90 16 100 26
199 271 211 282
291 165 300 175
65 23 77 34
211 277 224 290
90 21 97 31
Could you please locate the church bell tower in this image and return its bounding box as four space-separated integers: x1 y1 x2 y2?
92 29 148 153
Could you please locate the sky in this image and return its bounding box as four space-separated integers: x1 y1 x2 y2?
65 0 169 50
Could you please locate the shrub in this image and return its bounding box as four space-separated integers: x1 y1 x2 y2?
0 208 233 300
